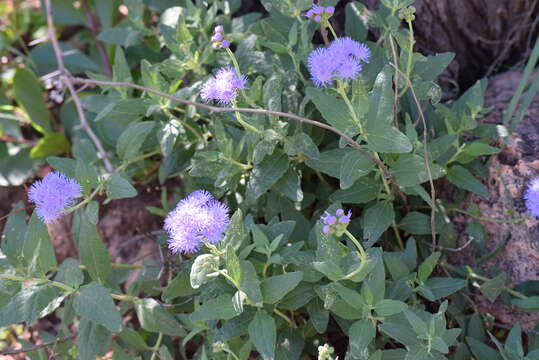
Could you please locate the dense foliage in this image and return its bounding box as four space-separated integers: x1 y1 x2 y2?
1 0 538 359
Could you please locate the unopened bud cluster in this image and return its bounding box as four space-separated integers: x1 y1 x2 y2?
211 25 230 49
399 6 416 21
317 343 336 360
321 208 351 236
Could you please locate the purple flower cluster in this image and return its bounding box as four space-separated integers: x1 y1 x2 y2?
211 25 230 49
321 208 352 235
308 37 371 87
28 172 82 224
525 178 539 218
201 67 247 104
164 190 230 254
303 4 334 22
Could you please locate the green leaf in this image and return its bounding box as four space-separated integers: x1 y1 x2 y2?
379 322 420 347
339 150 374 189
77 214 111 283
512 296 539 311
332 282 363 310
366 125 413 153
190 254 220 289
239 261 263 306
422 278 467 300
116 121 154 160
505 323 524 358
105 174 137 200
374 299 408 316
221 209 245 250
349 319 376 357
22 213 57 275
404 308 428 335
248 311 276 360
273 167 303 202
306 298 329 333
135 298 186 336
78 317 112 360
391 154 445 187
0 284 64 326
345 2 368 42
330 176 379 204
226 245 242 285
305 148 348 178
467 336 503 360
118 327 150 351
365 67 394 129
261 271 303 304
47 156 77 178
480 272 507 302
30 133 71 159
418 252 441 282
76 159 99 194
399 212 433 235
158 120 181 157
245 151 289 205
447 165 488 198
283 132 320 159
1 201 27 262
55 258 84 288
13 68 53 134
363 202 394 246
113 47 132 83
312 261 344 281
306 87 359 134
162 272 197 302
190 294 240 321
73 282 123 332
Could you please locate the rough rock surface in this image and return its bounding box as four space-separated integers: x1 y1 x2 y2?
452 71 539 328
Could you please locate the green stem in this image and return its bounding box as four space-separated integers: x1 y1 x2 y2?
218 270 240 289
231 99 262 134
150 333 164 360
223 348 241 360
0 274 139 302
64 185 103 215
273 308 295 327
344 230 366 259
467 271 527 300
116 149 161 173
225 48 258 108
327 21 338 40
163 108 207 145
405 20 414 78
448 208 525 224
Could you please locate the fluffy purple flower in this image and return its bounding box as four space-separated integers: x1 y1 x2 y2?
200 67 247 104
325 6 335 14
211 33 223 42
221 39 230 48
314 15 321 22
214 25 224 33
164 190 230 254
307 37 371 86
525 178 539 218
28 172 82 224
329 37 371 63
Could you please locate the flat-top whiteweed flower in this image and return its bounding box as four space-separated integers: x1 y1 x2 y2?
525 177 539 218
308 37 371 86
28 172 82 223
200 67 247 104
164 190 230 254
303 4 334 22
321 208 351 235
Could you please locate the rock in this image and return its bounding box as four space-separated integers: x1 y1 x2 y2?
452 70 539 328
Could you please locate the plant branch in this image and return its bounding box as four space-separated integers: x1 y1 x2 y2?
389 63 437 251
44 0 114 173
71 77 402 190
0 334 76 355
